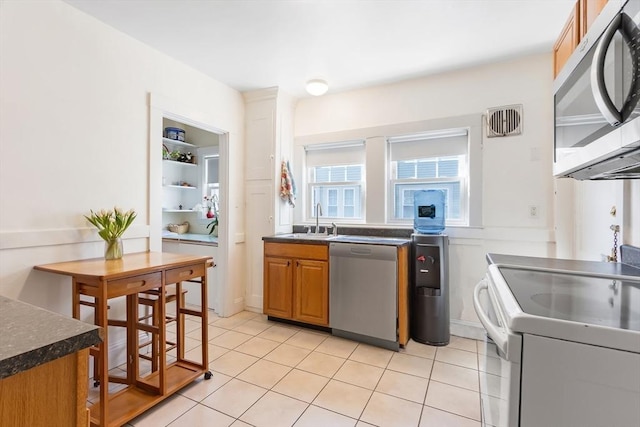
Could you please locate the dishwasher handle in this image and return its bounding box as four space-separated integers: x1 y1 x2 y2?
349 247 372 256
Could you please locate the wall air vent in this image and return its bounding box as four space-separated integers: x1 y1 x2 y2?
486 104 523 138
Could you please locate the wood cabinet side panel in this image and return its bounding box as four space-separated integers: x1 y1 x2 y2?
263 256 293 318
293 260 329 326
0 351 83 426
397 246 410 346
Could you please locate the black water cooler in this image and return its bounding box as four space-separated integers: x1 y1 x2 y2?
411 234 449 346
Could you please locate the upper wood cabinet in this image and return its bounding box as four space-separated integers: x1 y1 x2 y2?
580 0 608 37
553 0 609 78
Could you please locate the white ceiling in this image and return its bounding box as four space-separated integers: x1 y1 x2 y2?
64 0 576 98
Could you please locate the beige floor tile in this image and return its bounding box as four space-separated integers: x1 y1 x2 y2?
178 372 232 402
233 310 261 320
129 394 196 426
239 391 308 427
313 379 372 419
297 351 346 377
401 339 437 360
375 369 429 403
187 324 227 341
356 422 376 427
315 336 359 359
258 325 299 342
201 378 267 418
167 404 235 426
210 330 253 349
420 405 481 427
360 391 423 427
294 405 357 427
210 350 259 377
184 318 203 333
233 319 272 335
285 330 328 350
448 336 479 353
387 352 433 378
184 336 203 352
333 360 384 390
425 381 481 421
349 343 394 368
273 368 330 403
237 359 291 389
235 336 281 357
430 361 479 392
208 344 231 363
230 421 253 427
477 339 500 357
212 316 250 330
477 352 502 376
264 343 312 367
435 347 478 370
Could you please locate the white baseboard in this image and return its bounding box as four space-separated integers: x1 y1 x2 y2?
450 319 486 341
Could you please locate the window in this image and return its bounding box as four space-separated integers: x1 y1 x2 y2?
389 129 468 225
305 141 365 221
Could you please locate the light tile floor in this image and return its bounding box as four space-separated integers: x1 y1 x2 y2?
96 310 483 427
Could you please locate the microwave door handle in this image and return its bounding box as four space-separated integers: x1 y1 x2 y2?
591 12 623 126
619 13 640 121
473 279 508 355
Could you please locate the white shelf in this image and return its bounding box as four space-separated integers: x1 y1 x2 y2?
165 184 197 189
163 209 199 213
163 159 197 167
162 137 197 149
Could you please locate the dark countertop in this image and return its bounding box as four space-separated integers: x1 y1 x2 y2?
487 253 640 277
262 233 411 247
0 296 102 379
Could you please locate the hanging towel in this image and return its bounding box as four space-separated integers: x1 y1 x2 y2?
280 160 296 207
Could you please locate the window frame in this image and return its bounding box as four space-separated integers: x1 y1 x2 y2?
387 131 470 227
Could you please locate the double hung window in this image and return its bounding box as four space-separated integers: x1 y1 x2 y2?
305 141 365 221
389 129 469 225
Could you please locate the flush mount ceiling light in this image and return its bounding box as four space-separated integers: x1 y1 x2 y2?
305 79 329 96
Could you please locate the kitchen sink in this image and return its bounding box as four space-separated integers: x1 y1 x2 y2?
275 233 335 240
330 235 410 244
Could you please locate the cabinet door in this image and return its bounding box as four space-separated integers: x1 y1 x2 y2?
293 259 329 326
263 256 292 319
580 0 608 37
553 1 580 77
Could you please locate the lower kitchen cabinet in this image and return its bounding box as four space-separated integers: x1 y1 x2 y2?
263 242 329 327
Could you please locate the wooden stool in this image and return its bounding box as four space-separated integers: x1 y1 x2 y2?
137 285 187 372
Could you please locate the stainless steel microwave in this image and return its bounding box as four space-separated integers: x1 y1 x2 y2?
554 0 640 180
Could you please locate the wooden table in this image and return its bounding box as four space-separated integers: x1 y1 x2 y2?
35 252 214 427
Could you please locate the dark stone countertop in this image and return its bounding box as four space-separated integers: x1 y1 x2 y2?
263 225 414 247
486 253 640 277
0 296 102 379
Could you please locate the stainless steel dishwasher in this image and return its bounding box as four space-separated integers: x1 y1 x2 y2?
330 242 398 350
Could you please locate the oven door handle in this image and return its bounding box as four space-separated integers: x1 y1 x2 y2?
473 279 508 355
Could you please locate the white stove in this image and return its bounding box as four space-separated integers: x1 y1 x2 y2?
474 259 640 427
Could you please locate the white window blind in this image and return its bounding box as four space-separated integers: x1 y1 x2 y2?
388 128 469 225
305 141 365 221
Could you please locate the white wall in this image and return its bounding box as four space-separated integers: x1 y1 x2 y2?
0 0 245 330
294 53 556 336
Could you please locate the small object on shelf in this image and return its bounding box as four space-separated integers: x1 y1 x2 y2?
167 221 189 234
164 127 185 141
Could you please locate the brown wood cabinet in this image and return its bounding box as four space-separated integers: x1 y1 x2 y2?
0 349 90 427
553 0 608 77
264 242 329 326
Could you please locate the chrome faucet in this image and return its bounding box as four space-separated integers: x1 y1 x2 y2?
331 222 338 236
315 202 323 235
